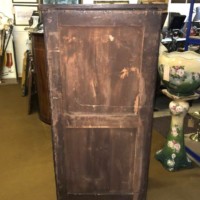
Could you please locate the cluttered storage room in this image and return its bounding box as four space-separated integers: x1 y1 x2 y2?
0 0 200 200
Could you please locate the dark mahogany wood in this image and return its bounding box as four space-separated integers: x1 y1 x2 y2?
31 33 51 124
171 0 186 3
40 4 167 200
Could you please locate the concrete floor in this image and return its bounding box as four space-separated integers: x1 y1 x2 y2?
0 84 200 200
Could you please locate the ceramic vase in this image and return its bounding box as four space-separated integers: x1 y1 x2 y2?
155 100 193 171
158 45 200 96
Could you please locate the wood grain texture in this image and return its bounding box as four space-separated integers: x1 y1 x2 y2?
64 129 136 193
31 33 51 124
41 4 167 200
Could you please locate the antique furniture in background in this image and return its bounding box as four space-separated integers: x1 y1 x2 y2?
41 4 167 200
31 32 51 124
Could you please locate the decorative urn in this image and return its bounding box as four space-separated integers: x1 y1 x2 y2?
158 44 200 96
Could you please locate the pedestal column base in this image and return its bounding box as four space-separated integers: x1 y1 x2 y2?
155 145 192 172
155 90 199 171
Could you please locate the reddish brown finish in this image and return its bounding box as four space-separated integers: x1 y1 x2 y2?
40 4 167 200
31 33 51 124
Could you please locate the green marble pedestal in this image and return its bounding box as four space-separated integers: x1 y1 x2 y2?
155 89 200 171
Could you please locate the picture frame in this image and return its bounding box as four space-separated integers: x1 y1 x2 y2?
12 0 39 3
13 5 38 26
94 0 129 4
42 0 79 4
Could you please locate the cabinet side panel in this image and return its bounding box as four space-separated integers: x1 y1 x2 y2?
64 128 136 194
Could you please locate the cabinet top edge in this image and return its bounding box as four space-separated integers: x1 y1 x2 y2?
39 4 167 12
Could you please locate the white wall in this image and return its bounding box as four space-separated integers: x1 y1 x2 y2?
0 0 13 19
166 0 200 26
1 0 198 77
0 0 39 78
0 0 17 80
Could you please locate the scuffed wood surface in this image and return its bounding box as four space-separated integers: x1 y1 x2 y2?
41 4 167 200
31 33 51 124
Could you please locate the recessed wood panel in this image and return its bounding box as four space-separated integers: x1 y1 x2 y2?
59 26 142 113
64 128 136 193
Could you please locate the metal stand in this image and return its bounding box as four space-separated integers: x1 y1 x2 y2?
185 0 200 50
189 112 200 142
155 89 200 171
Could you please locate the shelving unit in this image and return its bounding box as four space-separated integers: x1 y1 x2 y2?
185 0 200 50
184 0 200 168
